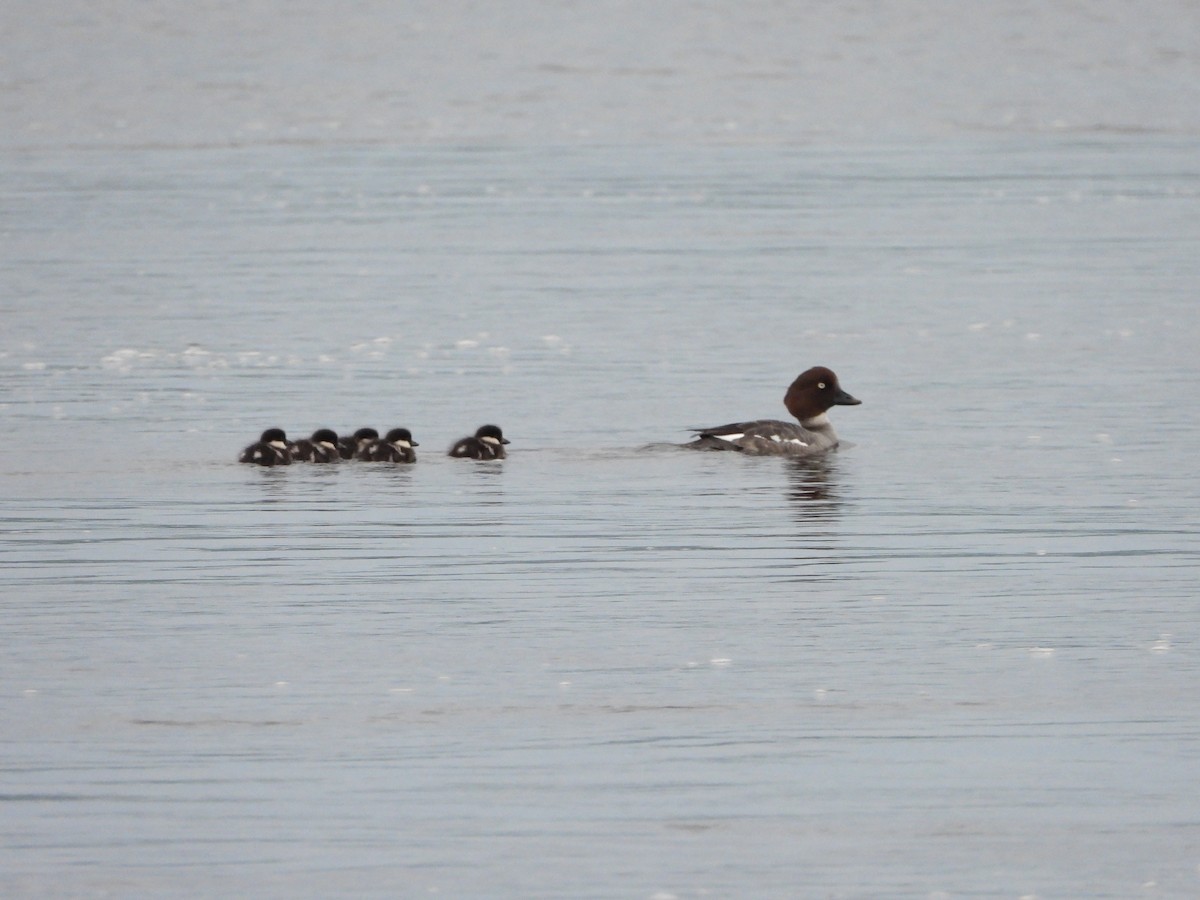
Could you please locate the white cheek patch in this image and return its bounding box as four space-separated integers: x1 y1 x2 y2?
396 440 411 449
269 441 287 450
481 436 500 445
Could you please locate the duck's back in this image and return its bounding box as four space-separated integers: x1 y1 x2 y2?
449 437 489 459
688 418 838 456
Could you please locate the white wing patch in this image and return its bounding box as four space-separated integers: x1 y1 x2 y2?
716 432 744 443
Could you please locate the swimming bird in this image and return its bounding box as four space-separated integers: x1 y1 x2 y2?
357 427 418 463
238 427 292 466
338 427 379 459
291 428 341 463
449 424 510 460
686 366 860 456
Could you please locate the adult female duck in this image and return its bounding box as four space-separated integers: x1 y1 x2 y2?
686 366 861 456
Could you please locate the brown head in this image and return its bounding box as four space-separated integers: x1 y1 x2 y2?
783 366 861 423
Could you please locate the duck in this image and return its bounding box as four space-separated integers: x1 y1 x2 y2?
290 428 341 463
449 424 510 460
357 428 418 463
686 366 860 456
338 427 379 459
238 427 293 466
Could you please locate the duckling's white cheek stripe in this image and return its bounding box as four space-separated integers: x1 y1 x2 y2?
482 436 500 445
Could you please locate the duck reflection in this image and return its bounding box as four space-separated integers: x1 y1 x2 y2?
784 454 843 520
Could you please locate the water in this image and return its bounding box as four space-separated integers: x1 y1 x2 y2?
4 4 1200 898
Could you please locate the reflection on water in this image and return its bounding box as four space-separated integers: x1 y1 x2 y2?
784 454 843 517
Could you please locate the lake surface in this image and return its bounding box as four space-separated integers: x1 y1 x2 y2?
3 3 1200 898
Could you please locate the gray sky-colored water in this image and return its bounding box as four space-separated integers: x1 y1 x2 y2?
4 0 1200 148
